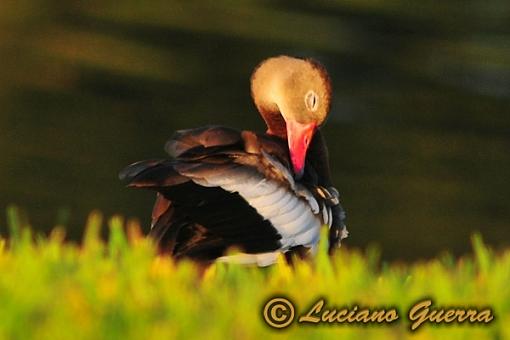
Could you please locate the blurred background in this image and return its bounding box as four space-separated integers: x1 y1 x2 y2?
1 0 509 260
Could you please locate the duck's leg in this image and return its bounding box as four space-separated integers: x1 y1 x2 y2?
284 246 310 266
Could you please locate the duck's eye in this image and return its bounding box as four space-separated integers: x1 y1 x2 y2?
305 90 319 112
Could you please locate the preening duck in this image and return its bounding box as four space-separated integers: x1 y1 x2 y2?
119 56 347 266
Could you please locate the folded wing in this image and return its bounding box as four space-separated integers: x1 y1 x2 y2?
120 125 346 264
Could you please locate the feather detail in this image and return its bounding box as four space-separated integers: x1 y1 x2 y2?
120 125 346 263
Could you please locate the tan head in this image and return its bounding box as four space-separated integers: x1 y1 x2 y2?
250 55 332 177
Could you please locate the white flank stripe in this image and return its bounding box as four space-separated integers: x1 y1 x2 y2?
258 191 294 220
294 226 320 246
278 209 315 238
277 194 299 215
270 201 306 226
216 251 280 266
224 178 277 198
190 167 322 257
248 187 287 208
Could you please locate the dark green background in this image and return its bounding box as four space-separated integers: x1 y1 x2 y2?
1 1 509 260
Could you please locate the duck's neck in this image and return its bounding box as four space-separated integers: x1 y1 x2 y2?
260 108 287 138
306 129 333 187
251 58 293 139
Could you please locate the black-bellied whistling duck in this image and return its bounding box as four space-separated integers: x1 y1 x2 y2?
119 56 347 266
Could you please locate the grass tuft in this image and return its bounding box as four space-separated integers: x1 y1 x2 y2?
0 207 508 339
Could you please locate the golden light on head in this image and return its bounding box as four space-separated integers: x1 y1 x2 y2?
250 55 332 177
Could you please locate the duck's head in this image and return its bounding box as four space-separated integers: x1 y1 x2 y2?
251 55 332 178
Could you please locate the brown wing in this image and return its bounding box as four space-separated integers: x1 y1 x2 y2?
120 125 347 261
119 126 293 261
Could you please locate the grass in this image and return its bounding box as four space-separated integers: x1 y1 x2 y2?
0 206 509 340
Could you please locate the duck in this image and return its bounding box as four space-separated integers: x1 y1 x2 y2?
119 55 347 266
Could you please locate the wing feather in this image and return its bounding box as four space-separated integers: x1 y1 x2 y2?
120 125 345 262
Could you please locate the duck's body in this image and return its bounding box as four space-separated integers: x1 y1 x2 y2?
120 56 347 265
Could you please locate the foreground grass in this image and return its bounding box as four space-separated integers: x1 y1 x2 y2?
0 207 509 340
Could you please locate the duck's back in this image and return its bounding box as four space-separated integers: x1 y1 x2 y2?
120 126 346 265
